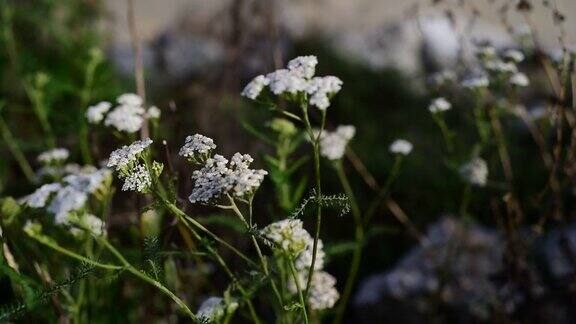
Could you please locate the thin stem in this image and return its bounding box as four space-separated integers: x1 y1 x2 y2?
0 114 36 183
459 184 472 218
30 234 123 271
364 155 403 225
97 237 197 320
227 196 285 307
432 113 454 153
126 0 149 139
302 103 325 298
287 255 309 324
161 198 257 268
332 162 363 324
78 51 100 165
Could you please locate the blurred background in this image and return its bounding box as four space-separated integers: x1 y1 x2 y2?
1 0 576 322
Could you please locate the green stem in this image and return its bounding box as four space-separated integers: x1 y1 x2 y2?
97 237 197 321
287 255 309 324
227 196 285 307
31 234 123 271
332 162 364 324
432 114 453 153
459 184 472 218
302 102 325 299
364 155 403 225
78 51 100 165
0 113 36 183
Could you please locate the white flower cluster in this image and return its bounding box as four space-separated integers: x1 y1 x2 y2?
261 218 337 310
242 55 343 110
107 138 153 171
389 139 413 155
178 134 216 162
188 152 267 203
261 218 311 254
69 214 106 237
196 297 238 321
107 139 154 193
462 75 489 89
20 167 111 225
460 157 488 187
37 148 69 164
428 97 452 114
121 164 152 193
86 93 160 133
318 125 356 160
86 102 112 124
474 45 530 88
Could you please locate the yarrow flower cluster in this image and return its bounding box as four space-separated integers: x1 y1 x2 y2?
242 55 343 110
37 148 69 165
20 167 111 225
460 157 489 187
107 139 153 171
261 218 337 310
473 45 530 88
196 297 238 322
178 134 216 163
107 138 154 193
188 152 267 203
389 139 413 155
86 93 160 133
428 97 452 114
317 125 356 160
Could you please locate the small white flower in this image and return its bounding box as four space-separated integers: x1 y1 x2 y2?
261 219 311 255
288 271 340 310
476 45 496 58
429 97 452 113
86 101 112 124
179 134 216 161
20 183 62 208
287 55 318 79
485 60 518 74
146 106 161 119
389 139 413 155
460 157 488 187
196 297 238 321
189 153 267 203
72 214 106 237
510 72 529 87
503 49 525 63
47 186 88 224
117 93 143 106
295 238 325 271
318 125 356 160
37 148 69 164
64 168 111 194
241 75 270 99
266 69 308 95
107 138 153 170
306 76 343 110
104 104 146 133
462 76 489 89
121 164 151 193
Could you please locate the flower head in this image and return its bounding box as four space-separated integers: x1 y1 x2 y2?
288 271 340 310
429 97 452 113
107 138 153 171
86 101 112 124
63 169 111 194
121 164 152 193
188 152 267 203
306 76 343 110
241 75 270 99
20 183 62 208
179 134 216 163
104 104 146 133
462 75 489 89
38 148 69 164
261 218 311 255
389 139 413 155
196 297 238 322
318 125 356 160
510 72 529 87
287 55 318 79
503 49 525 63
47 186 88 224
146 106 161 119
460 157 488 187
117 93 143 106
